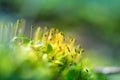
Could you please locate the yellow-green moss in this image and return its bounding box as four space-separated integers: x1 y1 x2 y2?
0 20 96 80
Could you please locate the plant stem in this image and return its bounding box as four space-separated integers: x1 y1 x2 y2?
94 67 120 75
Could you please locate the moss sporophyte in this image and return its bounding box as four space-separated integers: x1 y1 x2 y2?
0 20 95 80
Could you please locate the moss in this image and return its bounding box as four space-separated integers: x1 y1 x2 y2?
0 19 96 80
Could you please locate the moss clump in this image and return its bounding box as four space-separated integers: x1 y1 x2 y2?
0 20 95 80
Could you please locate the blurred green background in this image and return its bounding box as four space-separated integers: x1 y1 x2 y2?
0 0 120 79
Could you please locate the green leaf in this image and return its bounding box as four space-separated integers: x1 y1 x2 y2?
47 44 53 53
65 68 79 80
23 38 30 45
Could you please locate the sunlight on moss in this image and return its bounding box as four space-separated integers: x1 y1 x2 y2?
0 19 101 80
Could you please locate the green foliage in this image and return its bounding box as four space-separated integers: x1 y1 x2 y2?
0 20 99 80
95 73 108 80
47 44 53 53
